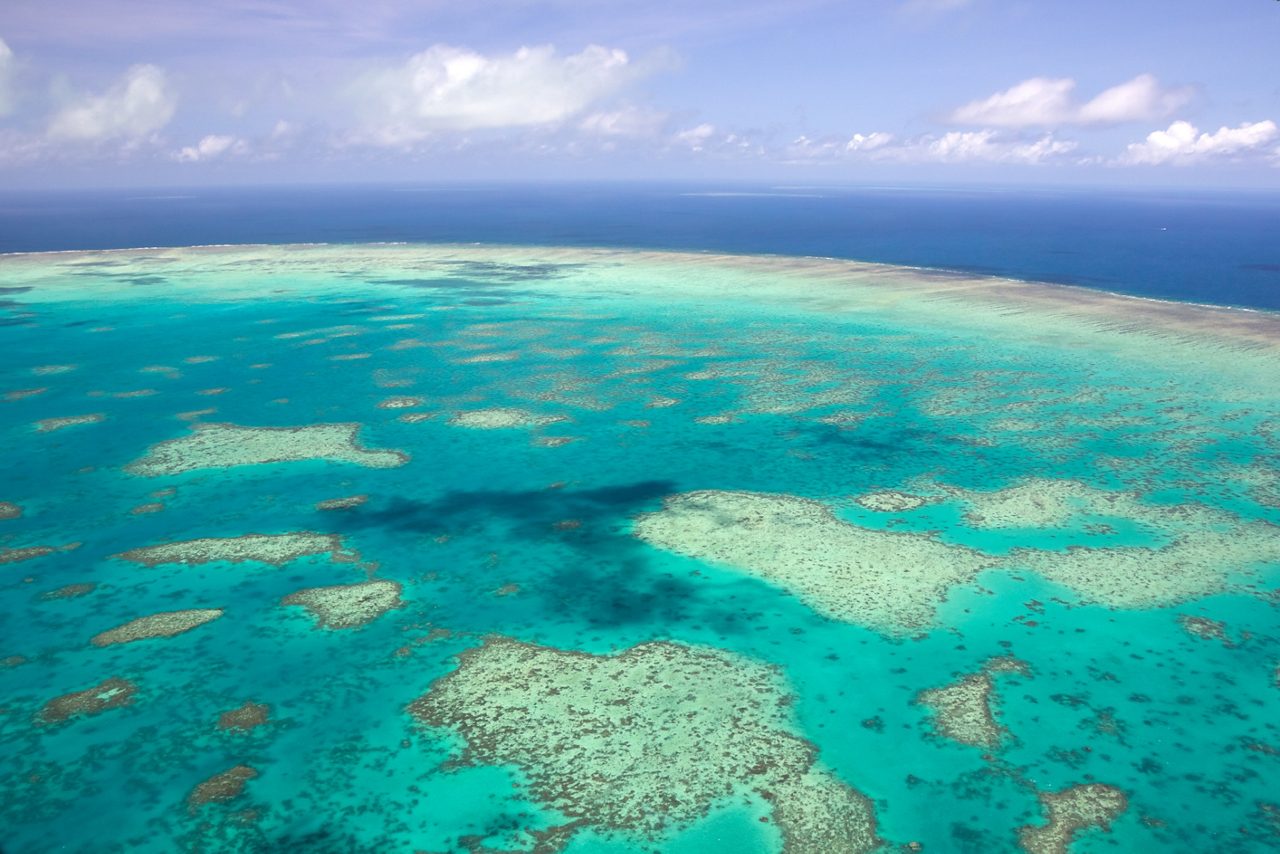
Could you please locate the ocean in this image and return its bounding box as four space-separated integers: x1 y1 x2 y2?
1 183 1278 309
0 187 1278 854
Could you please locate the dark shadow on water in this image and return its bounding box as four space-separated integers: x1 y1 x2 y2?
365 277 550 304
334 479 734 630
795 421 952 457
437 260 588 282
345 479 676 537
68 269 169 287
542 559 698 628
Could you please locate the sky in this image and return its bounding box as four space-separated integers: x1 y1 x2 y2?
0 0 1278 188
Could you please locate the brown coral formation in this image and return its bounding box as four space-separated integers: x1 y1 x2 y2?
187 765 258 812
1177 614 1233 646
853 490 934 513
377 396 425 410
38 677 138 724
217 702 270 732
41 583 96 600
35 414 105 432
917 657 1031 749
411 637 881 852
126 422 407 475
4 387 47 401
116 532 354 567
0 501 22 520
315 494 368 511
1018 784 1128 854
0 545 55 564
90 609 224 647
281 580 404 629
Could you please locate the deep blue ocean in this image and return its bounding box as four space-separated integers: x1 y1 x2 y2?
2 183 1279 310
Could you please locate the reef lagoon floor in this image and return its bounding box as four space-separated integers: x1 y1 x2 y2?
1 243 1279 853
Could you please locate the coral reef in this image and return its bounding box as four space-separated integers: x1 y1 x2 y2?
635 490 994 632
281 580 403 629
1018 784 1128 854
116 532 355 567
90 609 224 647
38 677 138 724
411 637 880 851
126 422 407 475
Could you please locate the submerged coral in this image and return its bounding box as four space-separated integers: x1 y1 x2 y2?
411 637 880 852
635 490 994 633
187 765 258 812
38 677 138 725
448 408 566 429
1018 784 1128 854
126 422 407 475
217 702 270 733
35 414 104 432
917 657 1031 748
90 609 223 647
281 580 403 629
116 532 355 567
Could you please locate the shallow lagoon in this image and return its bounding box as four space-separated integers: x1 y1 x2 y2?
1 244 1278 852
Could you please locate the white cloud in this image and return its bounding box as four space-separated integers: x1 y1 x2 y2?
578 105 668 137
950 74 1190 128
0 38 15 116
174 134 249 162
352 44 658 144
787 128 1076 165
674 122 716 151
1120 119 1279 165
921 130 1077 163
846 132 894 152
47 64 176 141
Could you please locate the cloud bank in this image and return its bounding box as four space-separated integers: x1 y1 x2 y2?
788 129 1077 165
950 74 1190 128
351 44 660 145
578 105 669 138
47 64 176 141
175 133 249 162
1120 120 1279 165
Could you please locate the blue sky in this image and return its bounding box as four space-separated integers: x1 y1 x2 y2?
1 0 1278 187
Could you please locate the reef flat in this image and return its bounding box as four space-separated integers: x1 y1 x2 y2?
1 243 1278 854
37 677 138 725
1019 785 1129 854
115 532 356 567
127 422 407 475
634 489 995 632
90 609 224 647
281 580 404 629
916 657 1030 749
411 637 880 852
448 407 566 429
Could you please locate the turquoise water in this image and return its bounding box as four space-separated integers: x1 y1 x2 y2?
1 244 1278 853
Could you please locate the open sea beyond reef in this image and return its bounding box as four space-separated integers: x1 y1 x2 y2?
1 187 1279 854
